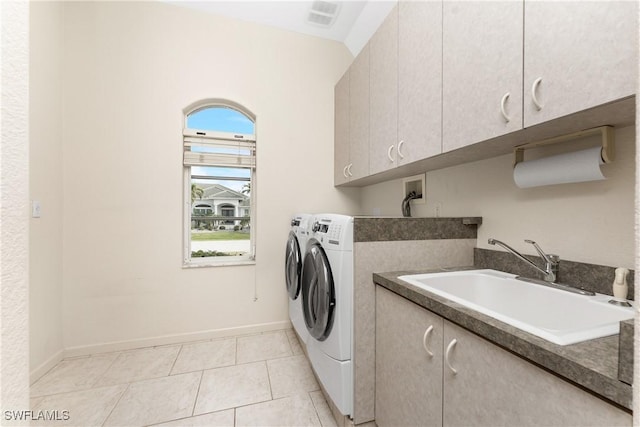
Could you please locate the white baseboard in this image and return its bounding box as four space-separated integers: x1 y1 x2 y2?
30 349 64 385
63 320 292 358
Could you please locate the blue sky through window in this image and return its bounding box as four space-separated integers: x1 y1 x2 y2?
187 107 254 134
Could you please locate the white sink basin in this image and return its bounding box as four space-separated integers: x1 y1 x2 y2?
398 269 634 345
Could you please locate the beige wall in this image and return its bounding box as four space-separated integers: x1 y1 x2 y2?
1 0 30 412
60 1 358 352
29 1 65 379
361 125 636 268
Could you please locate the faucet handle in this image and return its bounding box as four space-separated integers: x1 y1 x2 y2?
526 240 559 282
524 239 554 262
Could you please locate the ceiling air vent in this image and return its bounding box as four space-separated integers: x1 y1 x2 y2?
307 1 341 28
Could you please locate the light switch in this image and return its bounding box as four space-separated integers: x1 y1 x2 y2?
32 201 41 218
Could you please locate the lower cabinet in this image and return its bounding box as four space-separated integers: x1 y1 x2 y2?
375 286 444 427
375 286 631 427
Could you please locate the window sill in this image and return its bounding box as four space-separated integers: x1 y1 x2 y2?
183 259 256 269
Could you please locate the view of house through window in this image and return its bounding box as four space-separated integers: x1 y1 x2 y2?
183 103 256 264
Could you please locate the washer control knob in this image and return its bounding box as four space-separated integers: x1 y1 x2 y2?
312 221 320 232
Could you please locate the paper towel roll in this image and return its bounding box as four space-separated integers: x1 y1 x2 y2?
513 146 605 188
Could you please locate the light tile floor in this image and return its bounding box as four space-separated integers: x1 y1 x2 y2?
30 329 337 427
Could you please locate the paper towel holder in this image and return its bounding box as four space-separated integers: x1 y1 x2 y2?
514 126 615 167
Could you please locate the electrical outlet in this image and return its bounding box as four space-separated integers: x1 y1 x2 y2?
435 202 442 218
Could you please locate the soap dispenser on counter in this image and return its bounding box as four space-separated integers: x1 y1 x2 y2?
608 267 631 307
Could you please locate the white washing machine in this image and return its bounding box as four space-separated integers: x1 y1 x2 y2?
285 213 314 345
301 214 353 416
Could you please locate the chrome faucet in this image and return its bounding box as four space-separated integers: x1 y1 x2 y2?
488 238 559 282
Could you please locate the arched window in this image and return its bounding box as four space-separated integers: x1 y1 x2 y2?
183 101 255 265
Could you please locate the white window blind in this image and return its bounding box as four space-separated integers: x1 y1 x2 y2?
183 128 256 168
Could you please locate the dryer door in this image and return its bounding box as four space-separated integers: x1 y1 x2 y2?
301 240 335 341
285 231 302 300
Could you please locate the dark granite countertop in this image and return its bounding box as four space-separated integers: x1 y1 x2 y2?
353 216 482 242
374 267 632 411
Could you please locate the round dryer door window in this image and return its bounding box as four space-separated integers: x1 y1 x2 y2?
301 240 335 341
285 231 302 300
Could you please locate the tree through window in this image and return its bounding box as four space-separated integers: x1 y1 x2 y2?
183 102 256 265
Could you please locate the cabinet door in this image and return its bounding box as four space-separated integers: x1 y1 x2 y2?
369 6 399 176
442 321 631 427
375 287 443 427
398 0 442 165
349 44 370 180
334 71 350 186
442 1 523 153
524 1 638 127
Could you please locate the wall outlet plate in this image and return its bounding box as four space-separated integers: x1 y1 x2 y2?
402 174 426 205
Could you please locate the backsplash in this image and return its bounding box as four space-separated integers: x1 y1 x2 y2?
474 248 635 300
353 217 482 242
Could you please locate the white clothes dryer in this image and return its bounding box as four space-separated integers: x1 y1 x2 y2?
301 214 353 416
285 213 314 344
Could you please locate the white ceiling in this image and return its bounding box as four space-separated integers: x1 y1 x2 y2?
166 1 397 56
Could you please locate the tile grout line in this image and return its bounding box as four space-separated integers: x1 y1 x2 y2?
158 361 236 377
100 382 131 427
284 329 294 357
29 358 74 391
149 407 234 427
190 370 205 417
308 391 325 427
30 383 124 401
285 333 294 354
168 344 184 376
234 394 290 411
264 360 274 401
96 352 124 387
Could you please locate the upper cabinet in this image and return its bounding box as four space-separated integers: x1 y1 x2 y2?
442 1 524 153
334 71 350 186
335 45 370 185
334 0 637 187
349 44 371 181
398 0 443 166
523 1 638 127
370 1 444 176
369 6 399 176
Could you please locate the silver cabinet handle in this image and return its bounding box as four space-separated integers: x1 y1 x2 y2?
531 77 543 111
500 92 511 123
343 165 349 178
422 325 434 357
445 339 458 375
347 163 353 177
